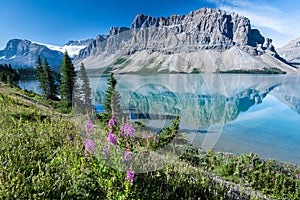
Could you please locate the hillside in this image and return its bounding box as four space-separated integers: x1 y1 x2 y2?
0 82 299 199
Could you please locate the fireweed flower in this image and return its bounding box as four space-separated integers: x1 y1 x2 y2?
108 132 117 145
119 123 136 140
125 170 135 184
67 135 72 142
123 150 133 162
85 139 96 157
297 173 300 179
108 117 115 128
102 146 110 159
86 119 94 135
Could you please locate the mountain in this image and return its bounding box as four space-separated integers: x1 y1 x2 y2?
74 8 299 74
0 39 64 69
37 39 93 58
277 37 300 64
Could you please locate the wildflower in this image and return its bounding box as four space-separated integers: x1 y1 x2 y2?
108 117 115 128
102 146 110 159
85 139 96 157
124 150 133 162
67 135 72 142
86 119 94 135
297 173 300 179
108 132 117 145
119 123 136 139
125 170 134 184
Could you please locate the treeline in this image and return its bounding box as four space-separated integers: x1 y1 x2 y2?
16 68 37 80
216 67 287 74
0 64 20 85
35 52 76 106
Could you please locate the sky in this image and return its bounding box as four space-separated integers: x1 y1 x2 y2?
0 0 300 49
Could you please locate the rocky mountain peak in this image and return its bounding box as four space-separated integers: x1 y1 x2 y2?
65 39 94 46
0 39 64 69
109 26 130 36
74 8 298 74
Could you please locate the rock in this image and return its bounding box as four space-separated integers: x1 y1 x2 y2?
0 39 64 69
74 8 298 74
277 37 300 64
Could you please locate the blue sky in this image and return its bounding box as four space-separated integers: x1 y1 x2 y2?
0 0 299 49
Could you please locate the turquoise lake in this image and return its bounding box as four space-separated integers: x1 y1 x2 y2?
20 74 300 163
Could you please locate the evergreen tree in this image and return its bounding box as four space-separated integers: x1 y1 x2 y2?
36 55 46 93
103 72 123 123
35 55 58 99
79 63 92 108
43 58 58 99
60 52 76 105
0 64 20 85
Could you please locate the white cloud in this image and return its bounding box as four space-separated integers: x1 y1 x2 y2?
202 0 300 47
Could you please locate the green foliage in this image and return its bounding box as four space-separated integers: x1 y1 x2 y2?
102 72 123 123
181 149 300 199
114 57 127 65
1 83 299 199
216 67 287 74
60 52 76 105
17 68 37 80
36 55 59 100
0 64 20 85
157 116 180 148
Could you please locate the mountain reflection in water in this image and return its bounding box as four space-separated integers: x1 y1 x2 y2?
91 74 300 163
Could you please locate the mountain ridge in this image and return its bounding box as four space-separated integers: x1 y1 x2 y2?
0 38 93 69
0 39 64 69
277 37 300 64
74 8 299 74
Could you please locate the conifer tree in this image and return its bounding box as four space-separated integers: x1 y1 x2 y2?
73 63 93 114
43 58 57 99
79 63 92 108
103 72 123 123
60 52 76 105
36 55 46 91
35 55 58 99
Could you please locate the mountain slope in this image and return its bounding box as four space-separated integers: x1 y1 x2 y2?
74 8 298 74
277 37 300 64
0 39 64 69
36 39 93 58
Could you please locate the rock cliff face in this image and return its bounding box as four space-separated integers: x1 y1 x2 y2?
74 8 298 74
277 37 300 64
0 39 64 69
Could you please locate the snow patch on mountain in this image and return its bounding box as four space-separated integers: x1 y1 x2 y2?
34 42 87 58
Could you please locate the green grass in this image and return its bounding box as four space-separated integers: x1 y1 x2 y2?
0 82 299 199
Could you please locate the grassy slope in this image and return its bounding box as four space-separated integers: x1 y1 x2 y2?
0 82 299 199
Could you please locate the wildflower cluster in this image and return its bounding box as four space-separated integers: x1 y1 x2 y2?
85 119 96 158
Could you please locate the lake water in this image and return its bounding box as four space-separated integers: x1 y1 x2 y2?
20 74 300 163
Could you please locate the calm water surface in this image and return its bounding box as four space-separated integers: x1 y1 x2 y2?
21 74 300 163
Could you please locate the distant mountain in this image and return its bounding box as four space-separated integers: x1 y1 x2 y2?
277 37 300 64
36 39 93 58
0 39 64 69
74 8 298 74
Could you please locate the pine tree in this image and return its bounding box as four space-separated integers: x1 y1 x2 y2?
103 72 123 123
36 55 48 98
73 63 93 115
79 63 92 108
43 58 57 99
35 55 58 99
60 52 76 106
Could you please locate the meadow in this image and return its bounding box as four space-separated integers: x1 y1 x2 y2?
0 82 299 199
